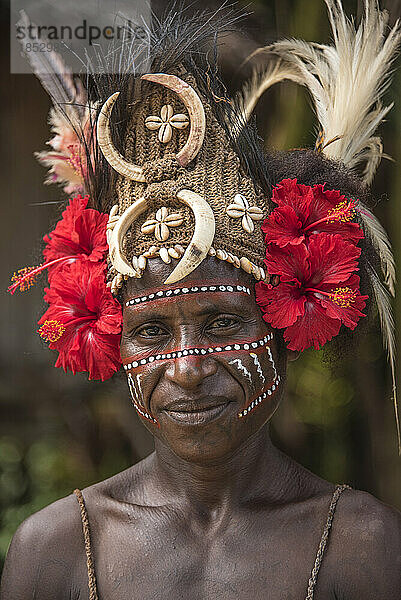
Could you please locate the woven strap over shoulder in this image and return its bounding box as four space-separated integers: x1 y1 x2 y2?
304 484 352 600
73 489 99 600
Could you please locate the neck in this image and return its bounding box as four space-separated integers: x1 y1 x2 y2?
149 426 294 511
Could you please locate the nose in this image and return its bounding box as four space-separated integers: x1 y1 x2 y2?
164 355 218 390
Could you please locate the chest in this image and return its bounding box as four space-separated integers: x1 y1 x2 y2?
81 509 336 600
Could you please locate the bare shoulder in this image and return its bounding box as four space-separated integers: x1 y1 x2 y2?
334 488 401 550
82 455 153 506
0 461 151 600
0 492 86 600
329 488 401 599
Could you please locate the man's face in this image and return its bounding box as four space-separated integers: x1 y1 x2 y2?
120 257 286 464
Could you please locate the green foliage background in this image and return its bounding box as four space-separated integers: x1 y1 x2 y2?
1 0 400 574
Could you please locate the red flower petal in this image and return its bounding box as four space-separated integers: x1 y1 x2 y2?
262 205 305 247
66 326 121 381
38 261 122 381
258 232 368 351
306 219 364 243
256 280 306 329
263 241 310 283
284 300 341 351
272 178 313 219
318 274 368 329
72 210 109 261
307 184 342 223
307 234 361 286
270 179 364 247
44 194 87 250
306 184 364 243
43 195 108 269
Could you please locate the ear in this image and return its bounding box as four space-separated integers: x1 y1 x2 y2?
287 348 300 362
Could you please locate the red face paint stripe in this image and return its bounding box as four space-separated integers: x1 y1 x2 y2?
131 397 160 426
125 284 252 307
238 374 281 418
127 373 160 426
122 334 274 370
124 291 251 313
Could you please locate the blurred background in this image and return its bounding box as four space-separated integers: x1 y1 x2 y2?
1 0 400 574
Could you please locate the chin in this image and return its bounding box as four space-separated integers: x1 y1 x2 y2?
150 395 283 466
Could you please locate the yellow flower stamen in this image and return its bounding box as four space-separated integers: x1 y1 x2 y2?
37 320 66 343
10 267 38 292
330 287 358 307
326 201 356 223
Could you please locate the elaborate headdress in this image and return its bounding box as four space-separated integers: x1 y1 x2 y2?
9 2 400 448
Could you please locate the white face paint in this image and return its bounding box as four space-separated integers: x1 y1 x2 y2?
129 373 145 408
135 373 144 405
122 334 273 371
266 346 277 380
229 358 253 387
127 373 139 405
123 333 280 423
127 373 157 424
249 352 266 384
238 345 281 418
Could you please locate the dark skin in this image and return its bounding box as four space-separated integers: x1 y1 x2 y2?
1 258 401 599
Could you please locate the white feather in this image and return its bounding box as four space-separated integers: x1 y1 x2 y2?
233 60 304 125
366 262 400 453
17 10 87 118
357 203 396 296
245 0 401 183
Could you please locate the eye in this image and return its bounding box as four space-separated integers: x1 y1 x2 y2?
135 323 169 339
206 315 242 334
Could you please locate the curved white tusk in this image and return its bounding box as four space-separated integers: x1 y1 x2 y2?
141 74 206 167
108 190 214 283
108 197 149 276
164 189 215 285
97 92 146 182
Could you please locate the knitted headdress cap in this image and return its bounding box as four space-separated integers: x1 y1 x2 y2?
99 65 270 292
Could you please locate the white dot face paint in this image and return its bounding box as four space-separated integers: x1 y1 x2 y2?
123 333 281 422
125 284 251 307
123 335 273 370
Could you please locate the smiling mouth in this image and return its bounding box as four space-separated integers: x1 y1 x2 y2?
163 402 230 425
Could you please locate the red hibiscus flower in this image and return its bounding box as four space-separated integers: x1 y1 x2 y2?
262 179 364 247
256 234 368 351
43 194 108 265
8 194 109 294
38 261 122 380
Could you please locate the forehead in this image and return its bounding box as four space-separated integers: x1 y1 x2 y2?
122 256 258 318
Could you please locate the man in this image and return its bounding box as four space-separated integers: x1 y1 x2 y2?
2 2 400 598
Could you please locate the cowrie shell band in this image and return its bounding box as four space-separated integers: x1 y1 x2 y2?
125 284 251 307
123 334 273 370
